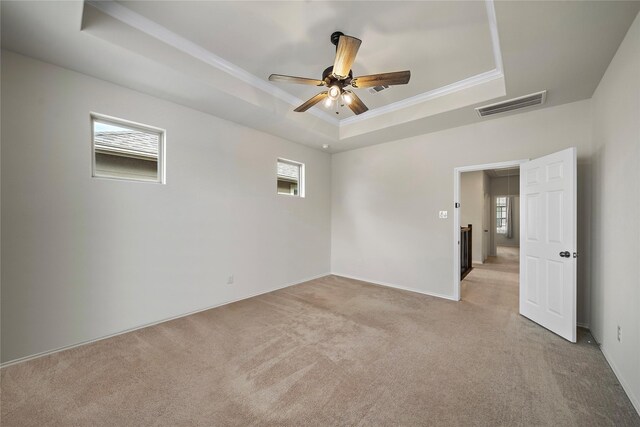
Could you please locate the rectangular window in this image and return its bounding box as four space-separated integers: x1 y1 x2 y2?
277 158 304 197
92 114 165 183
496 196 507 234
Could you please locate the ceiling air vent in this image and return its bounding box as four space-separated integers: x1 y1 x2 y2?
368 85 390 94
476 90 547 117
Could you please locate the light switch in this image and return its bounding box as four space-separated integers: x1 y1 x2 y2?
439 211 448 219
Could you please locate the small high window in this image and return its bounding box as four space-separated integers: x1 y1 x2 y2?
277 158 304 197
92 114 164 183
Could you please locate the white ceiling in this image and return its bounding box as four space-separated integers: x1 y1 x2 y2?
2 1 639 152
119 1 496 112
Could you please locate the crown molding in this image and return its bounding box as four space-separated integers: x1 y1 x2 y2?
86 0 503 132
340 0 504 127
85 0 339 126
339 68 504 126
485 0 504 74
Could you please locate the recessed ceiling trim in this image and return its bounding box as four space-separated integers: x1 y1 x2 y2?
485 0 504 74
85 0 339 126
85 0 504 131
340 0 505 126
339 68 504 125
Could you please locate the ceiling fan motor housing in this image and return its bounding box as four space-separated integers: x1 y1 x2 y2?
330 31 344 47
322 66 352 88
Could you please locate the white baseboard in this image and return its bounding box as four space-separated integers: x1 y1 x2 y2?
0 272 332 369
599 346 640 416
332 273 457 301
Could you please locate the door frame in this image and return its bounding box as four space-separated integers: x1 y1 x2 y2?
453 159 528 301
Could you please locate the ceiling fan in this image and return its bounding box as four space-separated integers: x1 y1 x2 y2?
268 31 411 116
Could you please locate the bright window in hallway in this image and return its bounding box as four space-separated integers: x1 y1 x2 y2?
496 196 507 234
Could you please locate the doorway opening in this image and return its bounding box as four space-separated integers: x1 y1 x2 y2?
452 160 527 302
453 148 577 342
458 167 521 307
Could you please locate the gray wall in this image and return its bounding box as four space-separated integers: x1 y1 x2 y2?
1 51 332 363
590 13 640 413
460 171 487 263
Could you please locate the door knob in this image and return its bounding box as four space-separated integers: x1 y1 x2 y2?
559 251 570 258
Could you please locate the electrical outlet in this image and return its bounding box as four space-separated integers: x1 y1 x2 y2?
617 325 621 342
227 275 234 285
439 211 448 219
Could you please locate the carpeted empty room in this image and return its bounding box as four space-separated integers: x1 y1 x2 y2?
2 273 638 425
2 1 640 425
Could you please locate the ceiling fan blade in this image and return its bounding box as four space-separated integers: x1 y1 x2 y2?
294 92 328 112
333 35 362 79
351 70 411 88
269 74 326 86
346 91 368 115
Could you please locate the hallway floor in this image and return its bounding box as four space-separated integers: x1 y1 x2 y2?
462 245 520 310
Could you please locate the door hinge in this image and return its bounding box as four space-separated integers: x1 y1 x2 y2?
573 252 578 258
455 202 460 208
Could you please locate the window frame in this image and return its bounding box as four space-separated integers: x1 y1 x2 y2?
276 158 305 198
496 196 508 234
90 113 166 184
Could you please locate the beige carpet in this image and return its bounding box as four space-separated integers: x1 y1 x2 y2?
2 251 638 426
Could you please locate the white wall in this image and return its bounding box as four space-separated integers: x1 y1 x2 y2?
0 51 332 363
331 99 593 322
460 171 485 263
590 12 640 413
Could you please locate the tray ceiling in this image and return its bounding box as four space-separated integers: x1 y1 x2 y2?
2 1 638 152
118 1 497 115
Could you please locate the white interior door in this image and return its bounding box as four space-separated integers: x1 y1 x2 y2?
520 147 577 342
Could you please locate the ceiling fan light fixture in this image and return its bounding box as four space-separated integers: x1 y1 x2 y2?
269 32 410 115
328 85 341 101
